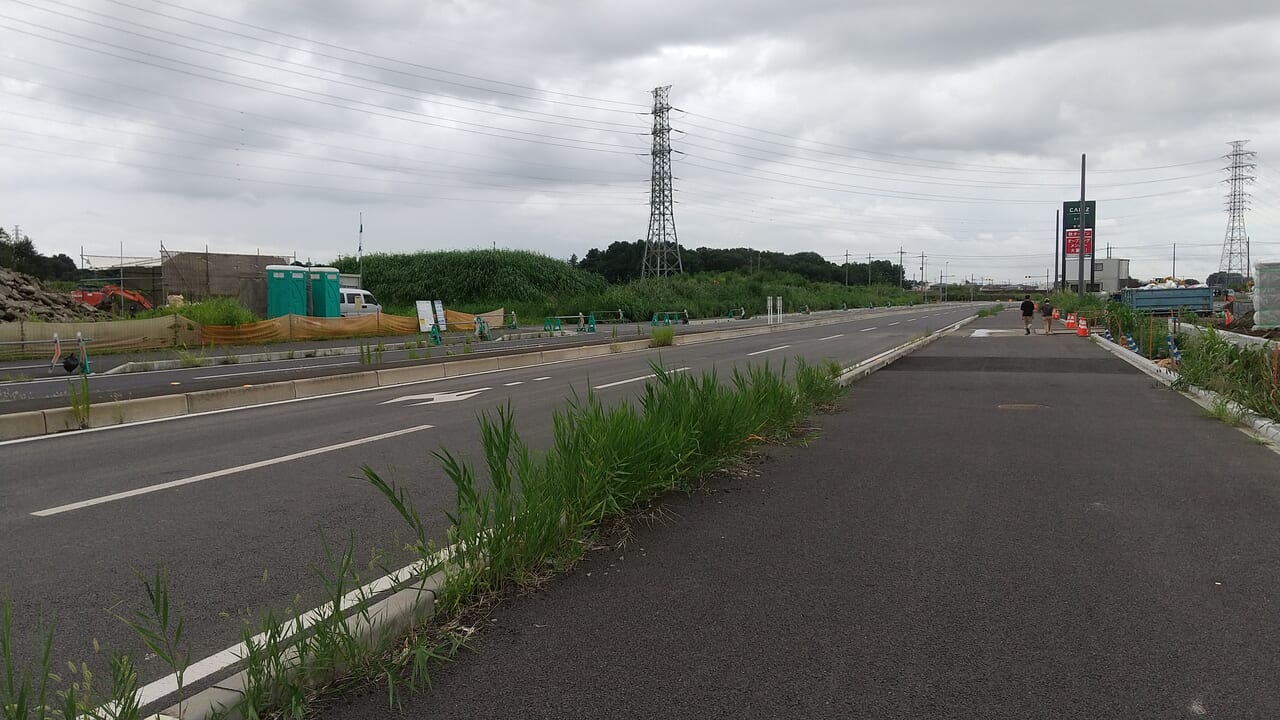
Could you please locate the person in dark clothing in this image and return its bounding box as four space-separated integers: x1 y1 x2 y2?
1040 298 1055 335
1020 295 1036 334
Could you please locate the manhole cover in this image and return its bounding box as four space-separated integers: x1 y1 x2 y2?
997 403 1050 410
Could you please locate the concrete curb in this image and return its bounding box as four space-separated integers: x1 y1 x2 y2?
1091 332 1280 445
0 305 978 441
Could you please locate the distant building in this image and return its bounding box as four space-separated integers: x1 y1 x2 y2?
1064 257 1130 294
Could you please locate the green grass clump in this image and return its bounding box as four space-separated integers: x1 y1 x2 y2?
975 304 1004 318
649 326 675 347
138 297 258 327
1174 327 1280 422
367 358 843 616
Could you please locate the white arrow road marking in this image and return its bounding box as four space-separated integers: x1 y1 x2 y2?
379 388 490 406
31 425 434 517
593 367 689 390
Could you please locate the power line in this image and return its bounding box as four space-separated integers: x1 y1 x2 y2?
0 18 647 154
16 0 651 134
104 0 649 111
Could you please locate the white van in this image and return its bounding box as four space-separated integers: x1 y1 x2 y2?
339 287 382 316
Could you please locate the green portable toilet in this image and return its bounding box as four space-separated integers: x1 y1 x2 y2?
308 266 341 318
266 264 307 319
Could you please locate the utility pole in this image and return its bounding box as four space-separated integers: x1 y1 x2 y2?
1055 209 1062 291
920 251 926 297
844 250 849 286
357 212 363 281
1173 243 1176 279
641 85 682 279
898 247 905 290
1077 154 1086 299
867 253 872 286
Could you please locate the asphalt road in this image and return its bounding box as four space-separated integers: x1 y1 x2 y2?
0 303 976 692
0 309 888 410
318 310 1280 720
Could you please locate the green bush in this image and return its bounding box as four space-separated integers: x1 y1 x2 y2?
138 297 258 326
649 326 675 347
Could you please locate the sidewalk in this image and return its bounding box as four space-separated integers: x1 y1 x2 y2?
319 310 1280 719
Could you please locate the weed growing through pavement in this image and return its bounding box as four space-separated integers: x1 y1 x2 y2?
1203 397 1247 427
118 569 190 716
66 375 91 429
649 326 675 348
219 353 239 366
175 347 205 369
975 305 1004 318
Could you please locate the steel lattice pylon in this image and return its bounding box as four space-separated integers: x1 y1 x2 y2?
1219 139 1256 281
641 85 682 279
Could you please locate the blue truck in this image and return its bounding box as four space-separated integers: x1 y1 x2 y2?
1120 287 1213 315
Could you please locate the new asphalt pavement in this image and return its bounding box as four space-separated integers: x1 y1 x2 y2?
318 309 1280 720
0 303 976 694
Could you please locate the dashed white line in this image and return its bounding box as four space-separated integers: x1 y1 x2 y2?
503 381 524 386
908 318 918 322
888 322 901 326
747 345 791 356
533 376 552 381
860 327 877 332
593 367 689 390
30 425 435 517
816 334 844 341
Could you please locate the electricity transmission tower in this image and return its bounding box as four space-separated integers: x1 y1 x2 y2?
1219 139 1256 281
641 85 681 279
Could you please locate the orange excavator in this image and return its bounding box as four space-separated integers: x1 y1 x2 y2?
71 284 154 312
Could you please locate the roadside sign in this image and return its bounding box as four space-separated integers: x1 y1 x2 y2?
415 301 435 332
1065 228 1094 256
1063 200 1096 230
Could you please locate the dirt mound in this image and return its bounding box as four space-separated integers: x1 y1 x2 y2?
0 267 105 322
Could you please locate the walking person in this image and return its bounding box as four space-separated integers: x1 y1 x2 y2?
1040 298 1055 335
1020 295 1036 334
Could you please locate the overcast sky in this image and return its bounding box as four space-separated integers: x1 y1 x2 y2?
3 0 1280 286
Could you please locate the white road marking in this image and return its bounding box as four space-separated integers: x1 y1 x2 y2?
816 334 844 341
532 376 552 381
193 362 358 380
908 318 918 322
859 327 877 332
30 425 434 517
888 322 901 326
747 345 791 356
379 389 489 406
503 381 524 386
593 367 689 390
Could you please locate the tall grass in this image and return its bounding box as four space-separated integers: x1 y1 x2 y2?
649 326 674 347
137 297 258 326
368 359 843 614
1174 327 1280 422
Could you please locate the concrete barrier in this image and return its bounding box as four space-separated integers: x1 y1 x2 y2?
87 395 190 427
498 352 543 370
42 407 81 434
291 372 379 398
375 365 446 386
0 410 47 441
186 382 297 414
442 357 500 377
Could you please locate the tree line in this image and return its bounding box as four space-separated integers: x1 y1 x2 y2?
0 226 79 281
575 240 908 287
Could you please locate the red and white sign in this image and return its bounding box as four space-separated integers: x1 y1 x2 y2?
1065 228 1093 256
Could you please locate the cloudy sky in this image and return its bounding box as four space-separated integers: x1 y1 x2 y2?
2 0 1280 286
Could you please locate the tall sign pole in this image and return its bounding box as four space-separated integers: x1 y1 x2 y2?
1077 154 1086 298
1055 209 1061 291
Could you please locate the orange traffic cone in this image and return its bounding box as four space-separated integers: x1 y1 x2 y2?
1076 317 1089 337
1065 313 1077 329
1052 308 1060 320
1225 309 1234 325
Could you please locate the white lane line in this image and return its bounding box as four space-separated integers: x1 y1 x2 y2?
908 318 918 322
816 334 844 341
888 321 901 326
746 344 791 356
532 376 552 381
593 367 689 390
30 425 434 517
859 327 877 332
503 381 524 386
193 362 359 380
